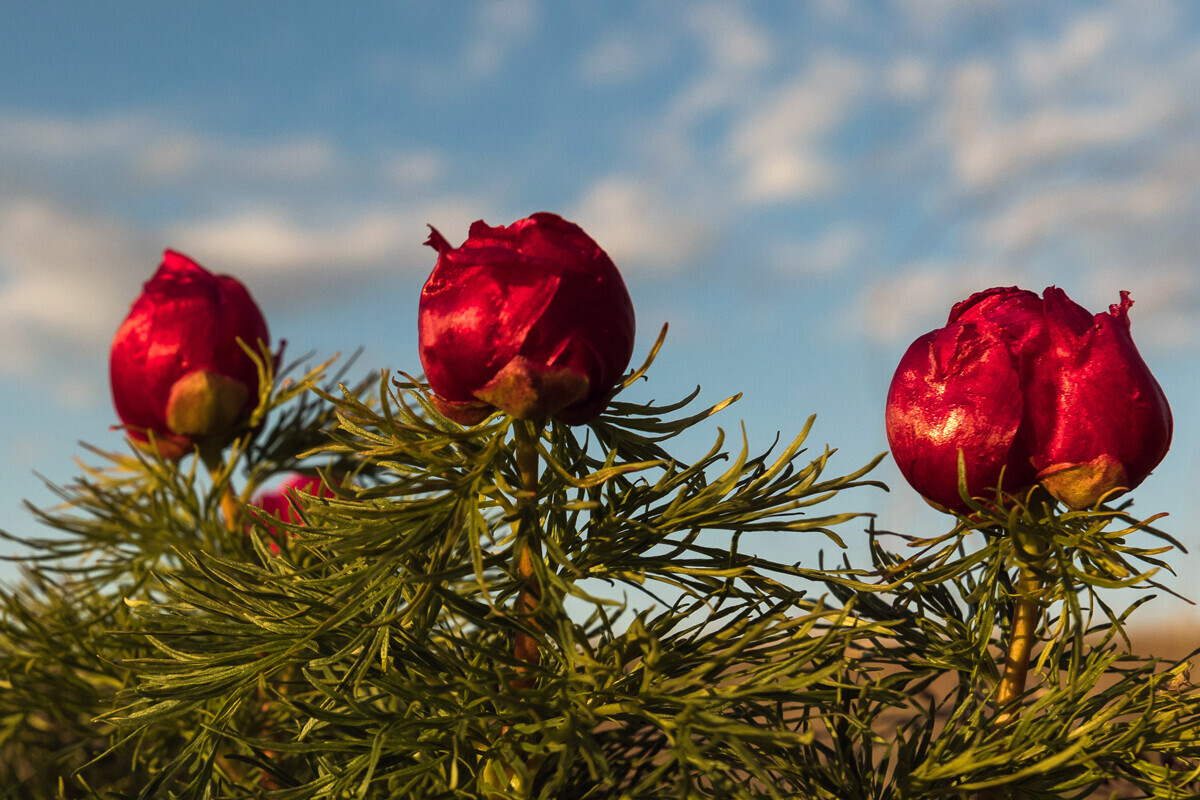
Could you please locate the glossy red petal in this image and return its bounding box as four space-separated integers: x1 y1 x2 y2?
418 213 635 424
1028 288 1172 506
886 319 1033 513
109 250 269 458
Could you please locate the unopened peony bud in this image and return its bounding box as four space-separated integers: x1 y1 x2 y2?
885 286 1171 512
418 213 635 425
110 250 270 460
253 474 335 546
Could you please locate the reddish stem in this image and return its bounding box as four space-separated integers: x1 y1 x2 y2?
996 564 1041 724
511 423 542 691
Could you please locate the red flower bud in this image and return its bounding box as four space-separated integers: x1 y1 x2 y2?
418 213 635 425
110 250 270 460
885 286 1172 512
254 474 335 532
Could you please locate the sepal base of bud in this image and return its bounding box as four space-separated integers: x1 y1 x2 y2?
473 357 589 421
428 395 496 426
124 428 193 462
165 369 250 438
1037 454 1128 509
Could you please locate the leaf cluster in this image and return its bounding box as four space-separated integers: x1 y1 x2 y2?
0 346 1196 799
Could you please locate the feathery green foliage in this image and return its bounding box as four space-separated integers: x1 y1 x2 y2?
0 339 1196 799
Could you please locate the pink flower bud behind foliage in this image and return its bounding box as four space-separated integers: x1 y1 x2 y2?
886 286 1172 513
110 250 270 460
253 474 336 550
418 212 636 425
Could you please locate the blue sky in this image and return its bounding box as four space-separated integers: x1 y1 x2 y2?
1 1 1197 619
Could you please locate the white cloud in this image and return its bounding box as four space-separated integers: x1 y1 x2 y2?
771 224 865 276
854 255 1199 353
887 55 931 99
860 264 958 345
944 9 1183 192
167 209 408 274
1016 12 1114 93
0 184 486 383
0 195 149 372
663 3 774 128
0 111 345 184
727 54 868 202
137 137 205 179
464 0 537 76
979 174 1180 253
1083 265 1200 352
953 90 1172 190
384 150 446 188
166 199 484 279
0 111 149 159
895 0 1006 37
138 134 341 182
866 2 1200 355
571 175 709 274
738 149 835 204
55 374 102 412
686 3 773 73
578 29 670 85
857 260 1026 345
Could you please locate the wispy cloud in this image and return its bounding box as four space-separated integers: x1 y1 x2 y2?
727 53 869 202
770 224 866 276
384 150 447 189
1014 11 1114 93
0 111 346 185
463 0 538 76
578 29 672 85
0 195 149 373
571 175 710 274
0 110 485 387
166 209 410 274
849 2 1200 351
977 172 1183 254
137 135 342 182
654 3 774 140
165 200 482 280
857 259 1025 345
948 61 1173 189
886 55 932 99
569 4 876 268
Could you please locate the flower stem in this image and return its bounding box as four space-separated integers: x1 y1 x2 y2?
996 561 1042 724
511 422 542 691
199 440 240 533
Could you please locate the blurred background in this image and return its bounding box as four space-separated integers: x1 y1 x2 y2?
0 1 1196 622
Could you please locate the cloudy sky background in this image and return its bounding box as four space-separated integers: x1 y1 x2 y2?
1 1 1198 619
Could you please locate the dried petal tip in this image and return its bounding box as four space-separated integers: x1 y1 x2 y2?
424 225 452 254
1109 290 1133 320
